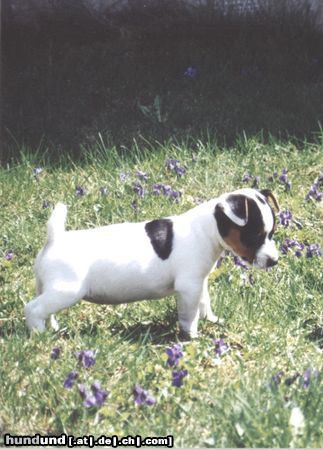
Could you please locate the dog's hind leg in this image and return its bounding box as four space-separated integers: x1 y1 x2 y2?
25 284 83 331
34 278 59 330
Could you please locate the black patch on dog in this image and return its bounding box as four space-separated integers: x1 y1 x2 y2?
145 219 173 260
240 198 266 249
256 193 266 205
227 194 248 222
215 198 266 251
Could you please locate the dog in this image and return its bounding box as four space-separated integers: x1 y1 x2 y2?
25 188 279 338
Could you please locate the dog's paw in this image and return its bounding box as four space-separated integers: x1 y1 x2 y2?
24 303 46 332
179 328 199 341
207 313 225 325
50 315 60 331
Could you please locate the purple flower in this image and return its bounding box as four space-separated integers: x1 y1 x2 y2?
165 343 183 367
133 182 145 198
233 256 249 269
280 240 321 258
280 239 305 256
133 384 156 406
152 183 181 202
5 250 14 261
76 350 96 369
99 186 108 196
166 159 186 177
33 167 43 175
75 185 86 197
152 183 164 196
279 209 292 228
278 169 292 190
184 66 197 78
78 381 108 408
306 243 322 258
215 255 225 269
172 369 188 387
306 176 323 202
136 170 149 181
214 338 229 357
119 172 129 182
131 200 138 210
42 200 50 209
242 173 252 183
63 371 78 389
50 347 61 360
169 190 181 202
271 370 284 386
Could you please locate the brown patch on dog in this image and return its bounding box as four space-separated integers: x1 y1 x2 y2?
222 228 255 262
260 189 280 211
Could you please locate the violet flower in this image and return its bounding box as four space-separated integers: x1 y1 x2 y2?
133 384 156 406
306 244 322 258
50 347 61 360
271 370 284 386
184 66 197 78
214 338 229 357
233 256 249 269
133 182 145 198
242 173 252 183
76 350 96 369
172 369 188 387
33 167 43 177
279 209 293 228
119 172 129 182
136 170 149 181
63 371 78 389
166 159 186 177
75 185 87 196
5 250 14 261
165 343 183 367
305 175 322 202
78 381 108 408
278 169 292 190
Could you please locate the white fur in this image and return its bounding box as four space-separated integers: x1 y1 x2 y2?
25 189 278 337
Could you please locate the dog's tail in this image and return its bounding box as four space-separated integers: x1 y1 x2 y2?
46 202 67 243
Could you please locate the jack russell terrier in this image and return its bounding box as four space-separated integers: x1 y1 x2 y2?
25 188 279 338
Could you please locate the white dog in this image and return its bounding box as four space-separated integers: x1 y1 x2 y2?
25 188 279 338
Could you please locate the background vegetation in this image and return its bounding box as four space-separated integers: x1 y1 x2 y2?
2 0 323 159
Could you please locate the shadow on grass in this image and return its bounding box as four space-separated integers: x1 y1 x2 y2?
306 324 323 349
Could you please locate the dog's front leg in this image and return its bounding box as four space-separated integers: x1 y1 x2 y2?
199 277 221 323
175 281 204 339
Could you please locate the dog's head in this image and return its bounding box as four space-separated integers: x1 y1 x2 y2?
214 188 280 269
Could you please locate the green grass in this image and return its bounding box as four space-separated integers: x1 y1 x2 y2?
0 135 322 447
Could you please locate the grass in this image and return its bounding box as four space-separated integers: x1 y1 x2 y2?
0 135 322 447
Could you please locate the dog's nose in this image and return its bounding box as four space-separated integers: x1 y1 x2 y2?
266 257 278 268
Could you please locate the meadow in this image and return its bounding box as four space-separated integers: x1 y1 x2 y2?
0 137 322 447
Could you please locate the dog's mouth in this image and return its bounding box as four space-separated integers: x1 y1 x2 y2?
241 255 254 265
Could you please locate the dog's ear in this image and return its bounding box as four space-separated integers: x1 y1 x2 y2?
216 194 249 227
260 189 280 212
